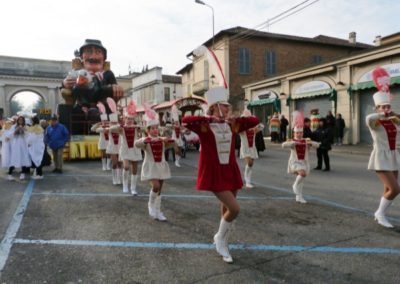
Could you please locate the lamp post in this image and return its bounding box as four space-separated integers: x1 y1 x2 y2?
195 0 215 50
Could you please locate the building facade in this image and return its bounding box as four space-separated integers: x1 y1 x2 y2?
244 32 400 144
177 27 371 113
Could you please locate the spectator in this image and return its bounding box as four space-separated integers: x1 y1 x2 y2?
326 111 336 143
45 115 69 173
280 115 289 142
269 113 280 143
303 117 313 140
335 113 345 146
313 118 333 171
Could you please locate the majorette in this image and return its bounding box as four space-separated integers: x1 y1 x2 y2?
134 104 175 221
366 66 400 228
182 45 259 263
282 111 320 203
91 102 111 171
109 101 142 195
171 105 184 167
239 108 264 188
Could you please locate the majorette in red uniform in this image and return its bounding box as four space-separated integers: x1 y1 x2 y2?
171 105 184 167
366 67 400 228
104 98 122 185
182 45 259 263
109 101 142 195
135 104 175 221
91 103 111 171
282 111 319 203
239 108 264 188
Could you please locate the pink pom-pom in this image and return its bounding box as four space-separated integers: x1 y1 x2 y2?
107 97 117 113
97 102 106 114
372 67 390 93
127 101 137 116
292 111 304 129
143 103 157 120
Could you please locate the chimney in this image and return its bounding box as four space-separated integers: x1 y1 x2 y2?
349 32 356 44
374 35 382 46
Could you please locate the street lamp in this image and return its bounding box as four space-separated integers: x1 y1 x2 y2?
194 0 215 50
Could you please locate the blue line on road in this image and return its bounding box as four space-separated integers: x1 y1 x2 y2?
32 192 290 201
0 180 35 272
13 238 400 255
255 182 400 224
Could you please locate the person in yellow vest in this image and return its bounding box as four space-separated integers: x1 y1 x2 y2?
310 109 321 132
269 112 280 143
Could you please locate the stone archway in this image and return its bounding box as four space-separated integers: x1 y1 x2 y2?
9 90 46 116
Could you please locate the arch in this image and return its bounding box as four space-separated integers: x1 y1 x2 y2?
9 90 46 116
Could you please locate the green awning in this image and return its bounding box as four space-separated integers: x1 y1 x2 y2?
247 97 276 107
351 76 400 91
291 88 332 99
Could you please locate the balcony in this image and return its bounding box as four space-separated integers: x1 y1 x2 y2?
192 80 209 95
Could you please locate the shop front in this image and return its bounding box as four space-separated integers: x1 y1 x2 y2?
247 90 281 136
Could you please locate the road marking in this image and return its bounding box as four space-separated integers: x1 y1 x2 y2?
0 180 35 273
13 238 400 255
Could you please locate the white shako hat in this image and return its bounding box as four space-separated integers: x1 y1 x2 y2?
292 111 304 133
372 67 391 106
106 97 119 123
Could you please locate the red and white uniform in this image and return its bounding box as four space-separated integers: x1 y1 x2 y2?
366 113 400 171
239 125 262 159
282 139 319 174
106 126 120 155
135 137 171 180
182 116 259 192
91 123 109 150
110 125 142 161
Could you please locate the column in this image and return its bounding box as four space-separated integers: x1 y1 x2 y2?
0 84 6 118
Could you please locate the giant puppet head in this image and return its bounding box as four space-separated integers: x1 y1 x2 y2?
79 39 107 73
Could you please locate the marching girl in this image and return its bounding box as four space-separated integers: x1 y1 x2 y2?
134 105 175 221
27 116 45 180
171 105 184 167
91 103 111 171
1 119 14 179
239 108 264 188
110 101 142 195
366 67 400 228
282 111 319 203
183 87 259 263
104 98 122 185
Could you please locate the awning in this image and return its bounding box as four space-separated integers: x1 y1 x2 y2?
247 97 276 107
153 100 177 110
292 88 332 99
351 76 400 91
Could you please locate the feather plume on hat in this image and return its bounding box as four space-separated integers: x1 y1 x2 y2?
107 98 119 122
292 111 304 133
125 101 137 118
372 67 392 106
143 103 159 127
97 102 108 121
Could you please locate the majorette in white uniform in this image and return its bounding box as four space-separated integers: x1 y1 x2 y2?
135 104 174 221
282 111 319 203
366 67 400 228
171 105 183 167
110 101 142 195
239 109 264 188
91 103 111 171
104 98 122 185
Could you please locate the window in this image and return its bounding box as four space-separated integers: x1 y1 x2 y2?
164 87 170 101
238 47 251 74
265 50 276 76
312 55 322 65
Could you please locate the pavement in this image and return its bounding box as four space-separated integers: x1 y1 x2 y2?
1 146 400 283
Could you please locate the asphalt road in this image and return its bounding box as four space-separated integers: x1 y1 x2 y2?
0 146 399 283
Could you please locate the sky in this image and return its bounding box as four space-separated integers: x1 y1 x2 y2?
1 0 399 76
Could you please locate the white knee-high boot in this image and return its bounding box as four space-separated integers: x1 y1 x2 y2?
111 169 117 185
148 190 158 219
155 195 167 221
116 168 122 185
122 169 129 193
213 218 233 263
175 155 181 167
101 158 107 171
130 174 138 195
106 158 111 170
244 165 254 188
293 175 306 203
374 197 394 228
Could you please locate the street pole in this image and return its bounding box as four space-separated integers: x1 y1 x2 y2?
195 0 215 50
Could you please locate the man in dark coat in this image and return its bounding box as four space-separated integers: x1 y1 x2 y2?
313 118 333 171
335 113 345 145
280 115 289 142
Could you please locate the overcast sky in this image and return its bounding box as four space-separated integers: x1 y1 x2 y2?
1 0 399 76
